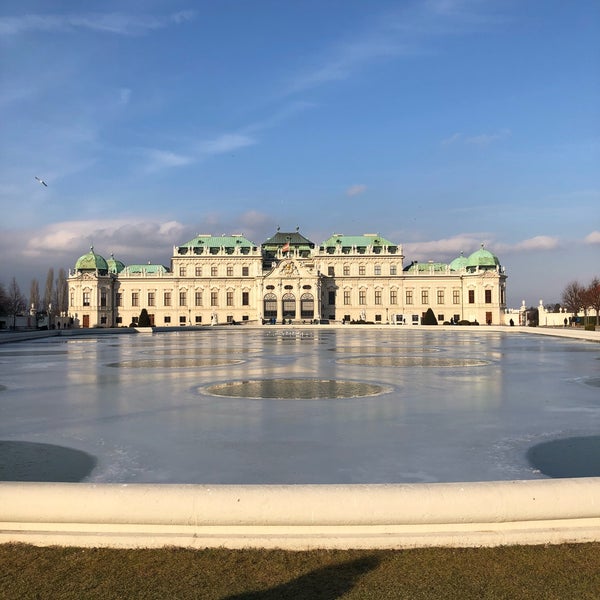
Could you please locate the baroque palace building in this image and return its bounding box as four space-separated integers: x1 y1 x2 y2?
67 228 507 328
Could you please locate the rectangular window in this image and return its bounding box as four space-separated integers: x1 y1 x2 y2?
438 314 444 322
179 316 186 325
374 265 381 276
344 290 351 305
195 316 202 324
179 267 186 277
375 314 382 322
100 290 107 307
179 291 186 306
437 290 444 304
390 289 397 304
343 265 350 276
83 291 90 307
195 266 202 277
132 292 139 307
469 290 475 304
328 290 336 305
148 292 155 307
164 292 171 307
359 265 366 276
164 316 171 323
406 290 413 305
116 316 122 324
211 291 218 306
453 290 460 304
242 266 249 277
390 265 397 276
116 293 122 307
195 291 202 306
485 289 492 303
359 290 366 305
227 266 233 277
421 290 429 304
374 290 382 305
100 316 107 324
211 267 217 277
226 291 234 306
328 266 335 276
242 291 249 306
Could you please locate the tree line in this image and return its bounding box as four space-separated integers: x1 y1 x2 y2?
562 277 600 325
0 268 68 329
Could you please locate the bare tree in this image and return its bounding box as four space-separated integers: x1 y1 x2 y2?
44 267 54 313
6 277 27 329
0 281 7 316
29 279 41 313
561 281 586 321
586 277 600 326
54 268 68 316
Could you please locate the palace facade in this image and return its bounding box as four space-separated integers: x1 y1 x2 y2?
67 229 507 328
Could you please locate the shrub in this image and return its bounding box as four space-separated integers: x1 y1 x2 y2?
422 308 438 325
457 320 471 326
585 324 596 331
138 308 152 328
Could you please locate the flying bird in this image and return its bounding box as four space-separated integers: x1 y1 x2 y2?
35 176 48 187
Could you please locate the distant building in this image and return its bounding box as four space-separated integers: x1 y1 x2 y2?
67 229 507 327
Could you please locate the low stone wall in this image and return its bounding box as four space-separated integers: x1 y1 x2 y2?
2 478 600 549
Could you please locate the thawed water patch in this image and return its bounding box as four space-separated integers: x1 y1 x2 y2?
108 357 244 368
202 378 388 399
337 356 491 368
583 377 600 388
527 435 600 478
0 440 96 482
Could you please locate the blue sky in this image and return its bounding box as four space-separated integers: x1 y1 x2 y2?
1 0 598 307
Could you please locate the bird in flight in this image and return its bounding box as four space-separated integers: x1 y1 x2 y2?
35 176 48 187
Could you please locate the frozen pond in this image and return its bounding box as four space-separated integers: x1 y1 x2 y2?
0 328 599 484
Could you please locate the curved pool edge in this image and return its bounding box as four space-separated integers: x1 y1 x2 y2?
2 478 600 550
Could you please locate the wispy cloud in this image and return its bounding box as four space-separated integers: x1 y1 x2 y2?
442 129 512 146
285 0 501 94
0 10 195 37
584 231 600 245
346 184 367 197
405 233 489 260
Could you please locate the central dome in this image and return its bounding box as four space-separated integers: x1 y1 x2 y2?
74 247 109 274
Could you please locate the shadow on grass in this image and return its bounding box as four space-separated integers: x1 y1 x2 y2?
224 554 380 600
527 435 600 478
0 440 97 482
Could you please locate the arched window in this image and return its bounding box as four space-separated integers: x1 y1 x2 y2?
300 293 314 319
282 293 296 318
263 293 277 318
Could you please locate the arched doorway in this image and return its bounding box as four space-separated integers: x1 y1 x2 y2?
300 293 314 319
263 293 277 320
282 293 296 319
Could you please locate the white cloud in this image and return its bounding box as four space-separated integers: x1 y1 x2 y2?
441 132 462 145
0 11 195 37
404 233 488 260
584 231 600 245
346 184 367 197
495 236 561 254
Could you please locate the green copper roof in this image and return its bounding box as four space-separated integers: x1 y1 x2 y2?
449 252 468 271
179 234 256 248
107 254 125 274
405 261 448 273
122 264 170 275
75 247 108 273
466 245 500 269
321 233 396 248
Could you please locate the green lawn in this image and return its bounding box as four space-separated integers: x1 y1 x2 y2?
1 543 600 599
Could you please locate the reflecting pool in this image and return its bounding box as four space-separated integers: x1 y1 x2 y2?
0 328 598 484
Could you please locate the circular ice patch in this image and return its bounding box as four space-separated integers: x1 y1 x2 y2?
337 356 490 367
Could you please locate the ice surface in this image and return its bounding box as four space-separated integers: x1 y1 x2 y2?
0 328 598 484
